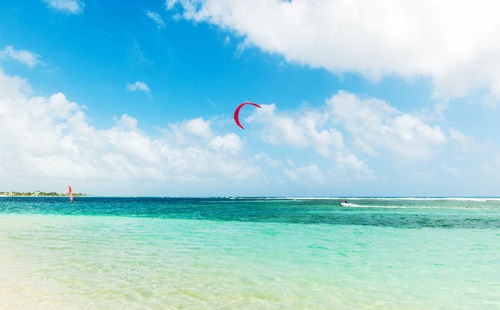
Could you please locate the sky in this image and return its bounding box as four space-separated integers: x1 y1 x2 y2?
1 0 500 196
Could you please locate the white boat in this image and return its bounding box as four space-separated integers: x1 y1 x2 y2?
339 202 358 207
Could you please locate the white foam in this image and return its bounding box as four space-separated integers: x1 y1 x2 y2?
254 197 500 202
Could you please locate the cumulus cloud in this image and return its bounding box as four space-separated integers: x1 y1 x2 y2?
208 133 242 154
247 103 344 157
246 100 373 176
0 46 41 68
166 117 240 153
164 117 214 145
0 69 259 192
254 153 282 167
329 91 447 160
284 164 325 183
146 10 166 29
42 0 84 14
247 90 446 171
167 0 500 99
127 81 150 92
184 117 213 139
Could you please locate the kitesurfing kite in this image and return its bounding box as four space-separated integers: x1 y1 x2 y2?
234 102 261 129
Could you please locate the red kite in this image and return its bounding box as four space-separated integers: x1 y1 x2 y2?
234 102 261 129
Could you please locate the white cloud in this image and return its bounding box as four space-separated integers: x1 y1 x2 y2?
329 91 447 160
146 10 166 29
42 0 84 14
127 81 150 92
184 117 213 139
246 101 373 176
284 165 325 183
247 103 344 157
0 69 260 193
0 46 41 68
254 153 282 167
335 153 373 177
164 117 215 146
208 133 242 154
246 90 445 174
168 0 500 99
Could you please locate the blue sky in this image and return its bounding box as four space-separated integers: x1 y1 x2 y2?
1 0 500 196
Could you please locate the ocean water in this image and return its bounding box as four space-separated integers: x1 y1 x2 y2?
0 197 499 309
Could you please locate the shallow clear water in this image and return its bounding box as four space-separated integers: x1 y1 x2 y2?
1 197 499 309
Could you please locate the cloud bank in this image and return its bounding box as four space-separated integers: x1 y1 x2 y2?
0 69 260 194
1 65 495 195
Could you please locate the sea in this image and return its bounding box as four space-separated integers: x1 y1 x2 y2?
0 197 499 309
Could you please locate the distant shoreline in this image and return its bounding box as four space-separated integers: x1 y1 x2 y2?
0 195 87 197
0 192 86 197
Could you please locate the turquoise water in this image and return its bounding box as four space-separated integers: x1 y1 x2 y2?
1 198 499 309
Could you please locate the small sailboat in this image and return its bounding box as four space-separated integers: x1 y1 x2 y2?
69 185 74 202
